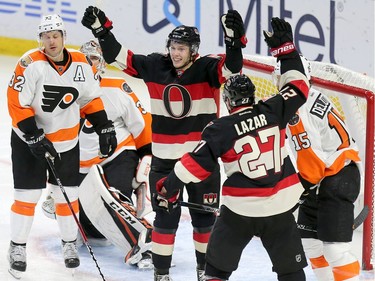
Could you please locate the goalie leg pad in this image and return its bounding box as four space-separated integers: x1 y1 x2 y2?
79 165 153 256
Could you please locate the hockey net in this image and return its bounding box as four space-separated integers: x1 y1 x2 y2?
240 54 375 270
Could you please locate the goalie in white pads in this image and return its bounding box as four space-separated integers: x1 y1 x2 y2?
43 40 154 269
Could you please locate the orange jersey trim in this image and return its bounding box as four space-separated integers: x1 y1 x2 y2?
80 97 105 117
46 123 80 142
80 135 136 168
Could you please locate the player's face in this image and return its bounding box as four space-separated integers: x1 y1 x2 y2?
168 41 193 70
40 31 64 61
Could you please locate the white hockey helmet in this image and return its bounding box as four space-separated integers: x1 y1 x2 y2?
80 40 106 73
37 14 66 41
273 55 311 79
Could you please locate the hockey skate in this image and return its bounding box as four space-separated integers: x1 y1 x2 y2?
154 271 173 281
8 241 26 279
62 240 80 269
197 265 205 281
41 194 56 219
135 250 153 270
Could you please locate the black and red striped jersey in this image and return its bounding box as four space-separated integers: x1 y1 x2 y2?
173 77 310 217
119 51 235 160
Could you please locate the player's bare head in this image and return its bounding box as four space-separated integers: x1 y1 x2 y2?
223 74 256 112
80 40 106 73
273 55 311 89
37 14 66 60
167 25 200 57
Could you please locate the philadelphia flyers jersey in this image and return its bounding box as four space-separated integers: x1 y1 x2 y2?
116 51 233 160
7 48 105 152
173 79 309 217
286 88 361 185
80 76 152 173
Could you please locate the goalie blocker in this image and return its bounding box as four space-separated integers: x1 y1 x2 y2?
79 165 153 266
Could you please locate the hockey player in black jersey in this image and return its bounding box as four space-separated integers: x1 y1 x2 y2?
155 18 310 281
82 6 246 281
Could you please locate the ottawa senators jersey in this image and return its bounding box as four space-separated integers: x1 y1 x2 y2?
286 88 361 185
7 48 105 152
173 78 310 217
79 76 152 173
113 49 235 160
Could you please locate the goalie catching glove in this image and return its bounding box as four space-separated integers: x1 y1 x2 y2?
82 6 113 38
263 17 295 58
221 10 247 48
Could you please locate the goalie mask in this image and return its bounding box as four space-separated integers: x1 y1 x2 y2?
37 14 66 43
80 40 106 74
222 74 256 112
166 25 200 56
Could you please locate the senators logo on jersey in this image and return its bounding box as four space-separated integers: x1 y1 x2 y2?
41 85 79 112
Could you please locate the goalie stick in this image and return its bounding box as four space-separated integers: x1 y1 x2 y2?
45 153 106 281
180 201 369 231
179 201 220 215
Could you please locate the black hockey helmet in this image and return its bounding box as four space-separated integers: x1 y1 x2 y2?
166 25 200 55
223 74 256 111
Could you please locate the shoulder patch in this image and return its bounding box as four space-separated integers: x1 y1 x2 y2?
19 55 33 68
122 82 133 93
288 113 300 126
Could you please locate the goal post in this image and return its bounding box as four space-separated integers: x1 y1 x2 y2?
241 54 375 270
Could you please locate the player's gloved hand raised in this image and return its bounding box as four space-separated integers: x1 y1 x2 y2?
153 176 181 213
221 10 247 48
24 129 58 160
263 17 295 57
82 6 113 38
95 121 117 158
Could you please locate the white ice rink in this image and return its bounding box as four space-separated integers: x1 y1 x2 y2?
0 54 374 281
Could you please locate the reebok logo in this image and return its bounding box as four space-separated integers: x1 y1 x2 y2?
41 85 79 112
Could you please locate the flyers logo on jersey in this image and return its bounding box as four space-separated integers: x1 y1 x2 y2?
41 85 79 112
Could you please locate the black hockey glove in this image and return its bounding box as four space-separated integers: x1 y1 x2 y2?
24 129 58 160
221 10 247 48
82 6 113 38
153 176 182 213
263 17 295 57
95 121 117 158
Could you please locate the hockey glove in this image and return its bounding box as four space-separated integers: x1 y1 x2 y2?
95 121 117 158
221 10 247 48
24 129 58 160
153 176 181 213
82 6 113 38
263 17 295 58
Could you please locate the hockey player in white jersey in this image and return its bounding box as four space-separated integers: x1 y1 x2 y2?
274 58 361 280
7 15 117 278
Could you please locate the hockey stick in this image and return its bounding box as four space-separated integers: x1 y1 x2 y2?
353 205 369 230
45 153 106 281
179 201 220 215
298 205 370 233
